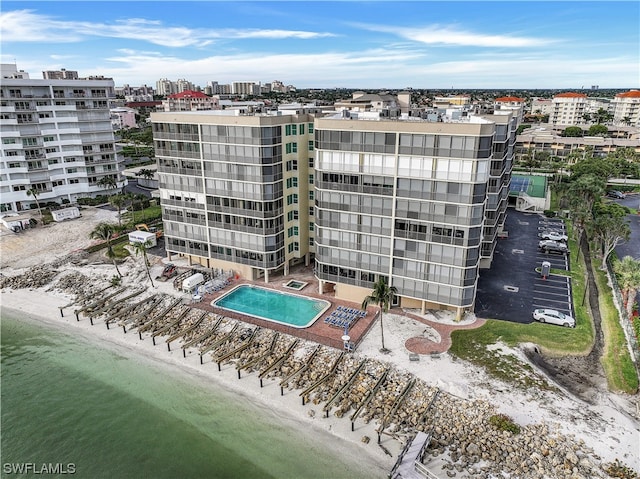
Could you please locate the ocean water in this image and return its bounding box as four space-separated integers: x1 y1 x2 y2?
1 313 385 479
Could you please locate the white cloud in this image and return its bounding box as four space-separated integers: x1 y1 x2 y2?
354 23 556 47
87 48 636 89
0 10 336 47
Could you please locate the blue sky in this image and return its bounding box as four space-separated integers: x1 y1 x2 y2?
1 1 638 89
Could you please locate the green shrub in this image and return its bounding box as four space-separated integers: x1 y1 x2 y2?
543 210 556 218
489 414 521 434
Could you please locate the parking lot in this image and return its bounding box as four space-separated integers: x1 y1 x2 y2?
475 210 574 324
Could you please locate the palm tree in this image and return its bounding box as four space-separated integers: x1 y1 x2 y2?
132 239 155 288
109 194 127 227
26 187 43 220
97 175 118 191
89 222 122 277
614 256 640 319
361 277 397 353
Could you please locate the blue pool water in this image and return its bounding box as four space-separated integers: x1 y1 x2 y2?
213 285 330 328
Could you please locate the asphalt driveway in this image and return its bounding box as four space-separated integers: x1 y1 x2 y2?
475 210 573 323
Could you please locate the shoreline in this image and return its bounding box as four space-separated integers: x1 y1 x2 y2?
0 287 395 477
2 262 639 477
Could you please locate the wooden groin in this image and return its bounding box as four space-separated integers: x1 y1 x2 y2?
299 352 345 406
214 327 261 373
181 316 223 358
278 345 321 396
119 295 164 332
377 378 416 444
166 311 207 352
151 307 191 345
137 297 183 336
322 360 366 417
198 323 239 364
350 368 389 432
236 332 279 378
105 294 160 329
258 339 299 387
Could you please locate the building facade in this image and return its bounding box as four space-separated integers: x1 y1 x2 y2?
313 114 511 319
612 90 640 127
0 66 126 213
549 92 588 126
151 110 315 282
161 90 220 112
152 108 514 319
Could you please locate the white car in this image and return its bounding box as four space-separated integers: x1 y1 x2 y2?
532 309 575 328
539 231 568 242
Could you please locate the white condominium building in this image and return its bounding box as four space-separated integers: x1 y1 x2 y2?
0 65 125 213
549 92 588 126
611 90 640 127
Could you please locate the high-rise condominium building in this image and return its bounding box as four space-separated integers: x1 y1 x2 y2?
611 90 640 127
151 108 515 319
151 110 316 283
0 65 125 213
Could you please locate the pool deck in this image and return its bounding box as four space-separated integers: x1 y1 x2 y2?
181 262 483 355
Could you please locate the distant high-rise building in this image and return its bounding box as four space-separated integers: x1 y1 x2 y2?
42 68 78 80
1 65 126 213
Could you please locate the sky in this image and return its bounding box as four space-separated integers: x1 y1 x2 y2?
1 1 638 90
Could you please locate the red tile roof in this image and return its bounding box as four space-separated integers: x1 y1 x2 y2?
616 90 640 98
168 90 210 99
495 96 525 102
554 92 587 98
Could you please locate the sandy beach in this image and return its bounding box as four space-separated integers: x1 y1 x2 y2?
1 207 639 478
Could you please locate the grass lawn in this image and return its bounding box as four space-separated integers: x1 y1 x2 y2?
594 265 639 393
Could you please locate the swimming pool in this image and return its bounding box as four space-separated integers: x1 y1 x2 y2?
211 285 331 328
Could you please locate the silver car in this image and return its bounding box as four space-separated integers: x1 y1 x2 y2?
539 231 568 242
533 308 575 327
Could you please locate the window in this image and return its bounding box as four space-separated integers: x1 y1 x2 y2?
286 160 298 171
287 210 299 221
286 177 298 188
287 194 298 205
299 124 304 134
308 123 314 133
43 136 55 142
285 142 298 154
309 206 314 216
309 222 314 231
309 191 314 200
287 226 299 237
308 157 314 168
308 140 314 151
309 237 314 246
309 174 314 184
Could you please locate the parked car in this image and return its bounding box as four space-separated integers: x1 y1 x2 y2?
538 240 568 254
607 190 626 199
539 231 568 242
533 308 575 328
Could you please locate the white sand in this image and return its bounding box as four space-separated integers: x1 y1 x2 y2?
1 208 639 476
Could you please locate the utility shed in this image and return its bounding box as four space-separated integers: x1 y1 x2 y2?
128 230 157 248
52 207 80 222
182 273 205 293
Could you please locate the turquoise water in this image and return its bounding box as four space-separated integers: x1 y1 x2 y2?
1 312 385 479
213 285 330 328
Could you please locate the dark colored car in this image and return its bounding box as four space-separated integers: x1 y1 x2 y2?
607 191 626 199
